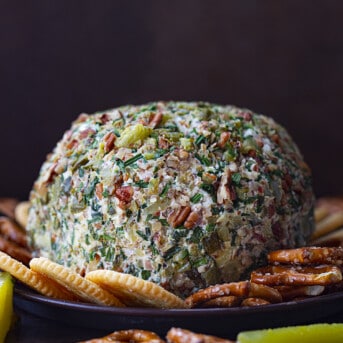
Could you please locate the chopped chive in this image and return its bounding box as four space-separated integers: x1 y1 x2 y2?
231 173 241 186
134 180 149 188
141 270 151 280
190 193 203 204
195 153 211 166
136 230 149 241
195 135 206 146
160 182 171 197
164 246 181 261
123 153 143 167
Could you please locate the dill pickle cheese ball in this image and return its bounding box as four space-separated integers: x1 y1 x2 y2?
27 102 314 298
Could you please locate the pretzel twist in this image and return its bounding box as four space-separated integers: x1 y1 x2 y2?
268 247 343 265
80 329 165 343
251 265 342 286
166 328 234 343
185 281 281 308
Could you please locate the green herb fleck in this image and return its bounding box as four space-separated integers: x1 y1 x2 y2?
190 193 203 204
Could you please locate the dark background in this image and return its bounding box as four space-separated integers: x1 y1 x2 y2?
1 0 343 200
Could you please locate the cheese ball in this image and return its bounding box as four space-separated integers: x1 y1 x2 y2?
27 102 315 298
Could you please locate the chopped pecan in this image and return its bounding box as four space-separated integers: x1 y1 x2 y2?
66 139 78 150
79 128 96 139
217 132 230 149
158 136 169 149
178 149 189 160
148 112 163 128
168 206 191 228
115 185 133 203
104 132 116 152
217 168 233 205
184 211 201 229
74 113 89 123
95 183 104 200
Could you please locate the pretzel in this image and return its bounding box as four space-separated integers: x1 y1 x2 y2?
0 217 28 248
0 236 32 265
251 265 342 286
311 228 343 247
0 198 18 218
166 328 234 343
198 295 241 308
241 297 270 307
80 329 165 343
274 285 325 301
185 281 282 308
312 212 343 240
268 247 343 266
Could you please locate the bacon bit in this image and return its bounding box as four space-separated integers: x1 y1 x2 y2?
218 132 230 149
168 206 192 228
66 139 78 150
100 113 110 124
271 134 280 145
247 150 257 158
184 211 201 229
104 132 116 152
242 112 252 121
115 185 133 203
95 183 104 200
79 128 96 139
74 113 89 123
148 112 163 128
272 222 283 240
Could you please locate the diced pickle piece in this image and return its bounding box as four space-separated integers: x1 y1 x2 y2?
0 272 13 343
116 124 152 147
237 323 343 343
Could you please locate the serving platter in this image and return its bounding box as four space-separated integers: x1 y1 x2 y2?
14 283 343 338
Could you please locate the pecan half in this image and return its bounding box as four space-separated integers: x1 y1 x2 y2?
148 112 163 128
104 132 116 152
168 206 191 228
184 211 201 229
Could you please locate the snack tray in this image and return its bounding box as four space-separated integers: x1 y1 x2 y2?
14 284 343 337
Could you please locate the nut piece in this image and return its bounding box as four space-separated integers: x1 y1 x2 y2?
148 112 163 128
104 132 116 152
217 132 230 149
184 211 201 229
168 206 191 228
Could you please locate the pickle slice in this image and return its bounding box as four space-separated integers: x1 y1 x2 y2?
0 272 13 343
237 323 343 343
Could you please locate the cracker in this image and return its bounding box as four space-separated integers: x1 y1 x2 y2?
30 257 124 307
14 201 30 229
0 251 76 300
85 270 187 308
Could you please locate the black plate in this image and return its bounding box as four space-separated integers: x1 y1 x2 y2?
14 284 343 338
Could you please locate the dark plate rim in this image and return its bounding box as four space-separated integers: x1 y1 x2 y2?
14 283 343 318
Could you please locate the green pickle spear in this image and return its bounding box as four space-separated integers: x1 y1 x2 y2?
0 272 13 343
237 323 343 343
